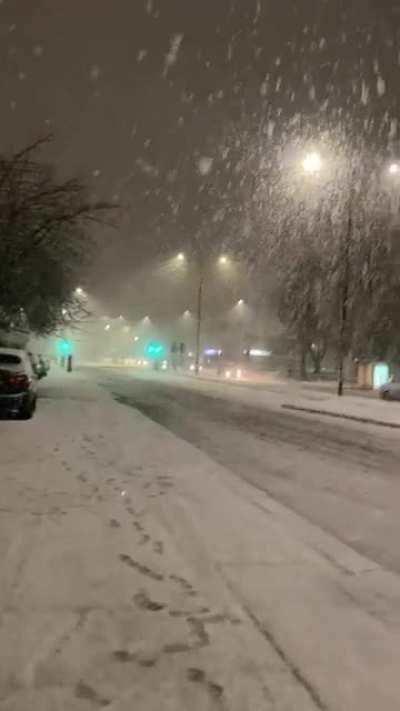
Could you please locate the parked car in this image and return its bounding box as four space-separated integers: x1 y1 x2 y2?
28 353 49 379
0 348 38 419
27 352 47 379
379 380 400 401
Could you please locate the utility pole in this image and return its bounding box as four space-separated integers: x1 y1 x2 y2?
195 274 204 375
337 193 353 396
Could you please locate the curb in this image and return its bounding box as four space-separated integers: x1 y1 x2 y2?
282 403 400 429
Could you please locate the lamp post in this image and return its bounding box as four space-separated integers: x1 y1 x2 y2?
302 150 354 396
175 253 231 375
337 187 354 396
195 273 204 375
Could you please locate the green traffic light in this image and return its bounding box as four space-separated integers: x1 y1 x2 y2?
144 340 165 359
58 338 73 355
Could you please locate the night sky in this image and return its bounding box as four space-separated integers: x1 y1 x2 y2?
0 0 399 320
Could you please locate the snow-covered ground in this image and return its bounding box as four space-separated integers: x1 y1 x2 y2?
1 368 400 709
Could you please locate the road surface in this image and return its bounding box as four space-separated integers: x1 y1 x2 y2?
87 367 400 575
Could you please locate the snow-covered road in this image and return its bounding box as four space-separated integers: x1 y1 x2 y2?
90 367 400 574
2 367 400 710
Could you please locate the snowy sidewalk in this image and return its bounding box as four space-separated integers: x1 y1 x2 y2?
1 369 400 710
178 367 400 428
282 391 400 428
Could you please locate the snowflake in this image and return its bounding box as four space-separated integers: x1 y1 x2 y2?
267 120 275 139
89 65 101 81
260 78 268 96
163 33 183 77
137 49 147 62
377 76 386 96
136 158 159 177
198 157 213 176
361 81 369 106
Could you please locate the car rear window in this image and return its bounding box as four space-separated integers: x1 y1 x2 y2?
0 354 21 365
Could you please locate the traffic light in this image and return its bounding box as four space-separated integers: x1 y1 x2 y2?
144 341 165 360
57 338 73 356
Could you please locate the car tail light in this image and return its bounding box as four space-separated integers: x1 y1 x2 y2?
7 373 30 391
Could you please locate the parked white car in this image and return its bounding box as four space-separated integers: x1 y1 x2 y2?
379 380 400 401
0 348 38 419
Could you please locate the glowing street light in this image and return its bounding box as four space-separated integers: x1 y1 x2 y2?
171 250 238 374
302 151 322 175
134 335 140 342
75 286 85 297
237 299 244 306
104 324 111 331
389 162 400 176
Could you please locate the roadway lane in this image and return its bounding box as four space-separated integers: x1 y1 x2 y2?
87 367 400 574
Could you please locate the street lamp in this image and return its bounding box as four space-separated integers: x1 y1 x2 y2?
389 162 400 176
302 151 322 175
302 150 348 395
176 253 234 374
237 299 244 306
75 286 85 297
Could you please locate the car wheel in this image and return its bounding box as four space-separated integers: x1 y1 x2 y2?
19 397 36 420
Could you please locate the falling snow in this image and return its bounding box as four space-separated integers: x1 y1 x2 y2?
90 65 101 81
163 34 184 77
198 157 214 176
361 81 369 105
136 158 159 177
377 76 386 96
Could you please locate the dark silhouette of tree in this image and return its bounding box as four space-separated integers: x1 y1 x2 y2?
0 137 115 335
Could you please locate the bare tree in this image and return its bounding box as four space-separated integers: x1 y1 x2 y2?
0 137 115 335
